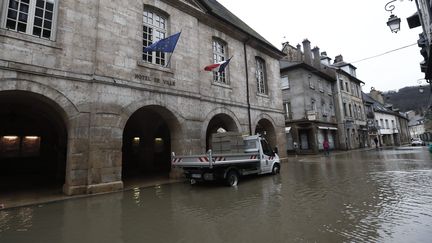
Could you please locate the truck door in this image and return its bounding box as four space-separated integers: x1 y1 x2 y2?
260 139 274 173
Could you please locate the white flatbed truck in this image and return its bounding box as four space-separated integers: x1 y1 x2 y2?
171 134 280 186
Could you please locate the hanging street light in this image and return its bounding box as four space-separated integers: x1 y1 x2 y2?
385 0 401 33
387 14 401 33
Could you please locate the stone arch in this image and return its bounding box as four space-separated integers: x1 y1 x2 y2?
201 107 242 150
253 113 277 149
0 79 79 194
0 79 79 126
120 98 185 182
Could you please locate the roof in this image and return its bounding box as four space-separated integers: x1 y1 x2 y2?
280 60 336 81
199 0 284 56
336 68 365 84
408 115 425 126
362 92 408 120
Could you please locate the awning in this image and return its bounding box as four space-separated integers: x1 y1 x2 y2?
318 126 338 130
285 127 291 133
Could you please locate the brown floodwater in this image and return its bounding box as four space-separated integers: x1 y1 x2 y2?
1 147 432 243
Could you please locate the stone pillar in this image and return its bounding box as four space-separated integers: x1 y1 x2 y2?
86 112 123 194
63 113 91 195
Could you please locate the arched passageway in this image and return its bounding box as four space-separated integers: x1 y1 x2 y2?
0 91 67 193
122 106 180 182
255 118 277 149
205 113 239 151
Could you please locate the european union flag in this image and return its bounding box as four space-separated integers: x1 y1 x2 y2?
144 32 181 53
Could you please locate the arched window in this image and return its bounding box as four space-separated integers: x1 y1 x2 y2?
256 57 267 94
2 0 58 40
143 7 168 66
212 38 229 84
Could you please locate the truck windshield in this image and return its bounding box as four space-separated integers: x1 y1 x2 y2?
260 140 274 156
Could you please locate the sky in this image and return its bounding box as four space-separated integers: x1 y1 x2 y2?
217 0 424 93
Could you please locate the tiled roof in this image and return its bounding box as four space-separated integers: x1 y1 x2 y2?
199 0 282 54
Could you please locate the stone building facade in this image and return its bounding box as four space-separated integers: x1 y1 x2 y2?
280 40 339 154
332 56 367 150
363 91 410 147
0 0 286 195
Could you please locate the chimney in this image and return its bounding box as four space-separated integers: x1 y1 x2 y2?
334 55 343 64
320 51 332 66
296 43 302 61
369 89 385 104
312 46 320 69
302 39 312 65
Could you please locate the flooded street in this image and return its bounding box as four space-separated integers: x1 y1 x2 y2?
1 147 432 243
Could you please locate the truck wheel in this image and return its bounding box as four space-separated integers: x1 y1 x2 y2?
272 164 280 175
225 171 239 187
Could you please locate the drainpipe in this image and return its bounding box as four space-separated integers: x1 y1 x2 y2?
244 40 252 135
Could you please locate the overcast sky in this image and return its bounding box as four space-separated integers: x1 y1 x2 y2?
217 0 424 93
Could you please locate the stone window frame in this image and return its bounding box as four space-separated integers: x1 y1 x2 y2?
211 37 230 85
0 0 59 41
255 56 267 95
142 6 170 67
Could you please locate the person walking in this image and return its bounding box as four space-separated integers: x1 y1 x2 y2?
374 137 379 149
323 139 330 156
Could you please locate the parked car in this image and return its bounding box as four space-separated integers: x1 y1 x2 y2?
411 138 426 146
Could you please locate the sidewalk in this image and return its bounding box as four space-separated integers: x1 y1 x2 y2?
0 175 181 211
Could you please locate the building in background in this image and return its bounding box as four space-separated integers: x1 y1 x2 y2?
366 90 410 147
280 40 338 154
332 56 368 150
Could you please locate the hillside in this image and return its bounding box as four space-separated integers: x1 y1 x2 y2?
382 86 431 113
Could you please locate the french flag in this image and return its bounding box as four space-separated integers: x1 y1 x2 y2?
204 57 232 72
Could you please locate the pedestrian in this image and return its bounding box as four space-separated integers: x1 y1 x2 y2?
374 137 379 149
323 139 330 156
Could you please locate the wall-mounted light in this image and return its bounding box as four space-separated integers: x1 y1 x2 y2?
3 136 19 140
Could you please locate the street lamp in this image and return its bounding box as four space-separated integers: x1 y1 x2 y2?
387 14 401 33
385 0 401 33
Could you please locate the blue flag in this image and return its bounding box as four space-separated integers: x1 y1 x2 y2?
144 32 181 53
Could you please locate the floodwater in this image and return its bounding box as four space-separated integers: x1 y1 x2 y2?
1 147 432 243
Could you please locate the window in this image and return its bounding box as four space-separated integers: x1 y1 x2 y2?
385 119 389 129
256 57 267 94
354 104 358 118
318 80 323 92
143 8 167 66
343 102 348 116
3 0 57 40
281 76 289 89
340 79 344 91
308 74 314 89
349 104 352 117
391 120 395 128
380 119 384 128
283 102 292 120
345 82 350 93
311 99 316 111
212 39 229 84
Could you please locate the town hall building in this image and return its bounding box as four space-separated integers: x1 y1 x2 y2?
0 0 286 195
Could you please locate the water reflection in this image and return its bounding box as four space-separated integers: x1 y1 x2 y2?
0 147 431 242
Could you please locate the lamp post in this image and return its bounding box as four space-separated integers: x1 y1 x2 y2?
385 0 401 33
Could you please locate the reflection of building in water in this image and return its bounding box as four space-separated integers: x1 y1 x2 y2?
0 0 286 196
